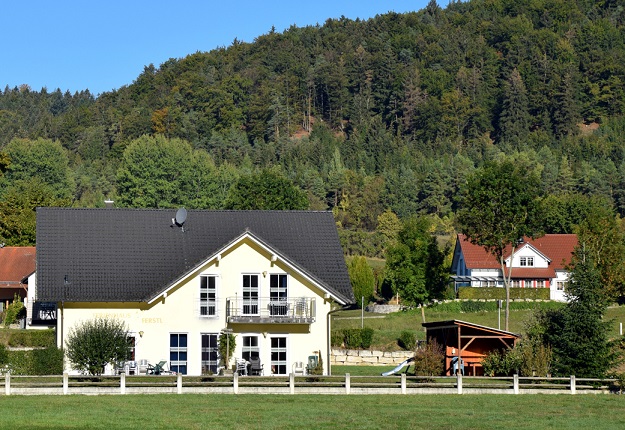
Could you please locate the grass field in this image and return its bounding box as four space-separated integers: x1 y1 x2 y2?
332 304 625 351
1 394 624 429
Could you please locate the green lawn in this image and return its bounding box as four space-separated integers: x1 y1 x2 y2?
1 394 624 429
332 304 625 351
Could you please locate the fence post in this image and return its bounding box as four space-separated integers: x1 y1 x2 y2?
401 373 406 395
457 373 463 394
177 373 182 394
120 372 126 395
513 374 519 394
233 372 239 394
63 373 68 395
570 375 576 395
290 373 295 394
345 373 350 395
5 372 9 396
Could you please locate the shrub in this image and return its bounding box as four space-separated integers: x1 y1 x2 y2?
482 349 522 377
337 328 375 349
3 294 25 327
218 332 236 367
65 318 130 375
331 330 344 348
0 344 7 365
398 330 416 351
412 340 444 377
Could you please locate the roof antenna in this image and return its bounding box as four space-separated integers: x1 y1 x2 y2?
172 207 188 232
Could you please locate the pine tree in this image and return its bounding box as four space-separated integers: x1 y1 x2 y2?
499 68 530 148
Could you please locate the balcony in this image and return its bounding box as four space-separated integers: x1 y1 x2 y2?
226 297 316 324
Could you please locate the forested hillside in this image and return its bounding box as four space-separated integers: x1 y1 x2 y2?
1 0 625 252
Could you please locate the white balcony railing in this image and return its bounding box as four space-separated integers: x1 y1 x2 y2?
226 297 316 324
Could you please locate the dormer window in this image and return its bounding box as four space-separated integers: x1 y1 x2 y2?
520 257 534 267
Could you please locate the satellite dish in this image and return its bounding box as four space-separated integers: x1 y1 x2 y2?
174 207 187 227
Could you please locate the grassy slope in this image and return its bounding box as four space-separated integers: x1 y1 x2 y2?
332 304 625 351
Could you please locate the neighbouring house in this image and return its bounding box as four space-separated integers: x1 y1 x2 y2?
450 234 578 302
34 207 354 376
422 320 520 376
0 246 36 324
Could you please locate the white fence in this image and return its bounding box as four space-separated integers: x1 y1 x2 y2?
1 373 619 395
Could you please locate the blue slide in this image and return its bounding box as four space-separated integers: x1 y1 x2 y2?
381 357 414 376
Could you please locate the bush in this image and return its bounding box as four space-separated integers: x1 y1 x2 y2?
398 330 416 351
0 344 7 365
457 287 550 300
428 300 564 313
482 349 522 377
3 294 25 327
336 328 375 349
331 330 344 348
31 347 64 375
412 340 444 377
65 318 130 375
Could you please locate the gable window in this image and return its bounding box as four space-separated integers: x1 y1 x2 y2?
269 274 288 316
270 336 287 375
200 275 217 317
520 257 534 267
170 333 188 375
201 333 219 374
242 274 259 315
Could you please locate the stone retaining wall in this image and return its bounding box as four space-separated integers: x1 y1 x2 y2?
331 348 413 366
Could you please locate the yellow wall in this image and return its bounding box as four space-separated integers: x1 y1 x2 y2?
60 237 333 375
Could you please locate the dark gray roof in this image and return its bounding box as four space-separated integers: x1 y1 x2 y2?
36 208 353 304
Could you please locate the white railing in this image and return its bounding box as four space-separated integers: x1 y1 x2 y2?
226 297 315 323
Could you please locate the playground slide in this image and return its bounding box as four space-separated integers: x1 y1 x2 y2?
381 357 414 376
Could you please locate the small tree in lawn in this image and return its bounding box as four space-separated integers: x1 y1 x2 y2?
348 256 375 307
65 318 130 375
457 159 542 331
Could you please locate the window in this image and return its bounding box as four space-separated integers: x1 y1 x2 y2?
127 336 136 361
557 281 565 291
242 274 259 315
524 279 533 288
200 275 217 317
201 333 218 374
270 337 287 375
242 335 260 362
520 257 534 267
270 274 288 316
536 280 545 288
512 280 521 288
170 333 188 375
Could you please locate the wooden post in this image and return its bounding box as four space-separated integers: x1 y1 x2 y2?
289 373 295 394
5 372 9 396
401 373 406 394
457 373 463 394
513 374 519 394
233 371 239 394
570 375 576 394
177 373 182 394
345 373 350 395
120 372 126 395
63 373 68 395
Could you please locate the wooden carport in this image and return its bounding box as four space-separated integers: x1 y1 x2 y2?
422 320 520 376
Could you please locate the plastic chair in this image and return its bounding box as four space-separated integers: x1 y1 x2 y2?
236 358 248 376
147 360 167 375
292 361 305 375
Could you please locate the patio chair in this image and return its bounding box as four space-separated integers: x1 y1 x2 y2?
236 358 248 376
138 359 150 375
147 360 167 375
292 361 305 375
306 355 318 374
249 357 263 376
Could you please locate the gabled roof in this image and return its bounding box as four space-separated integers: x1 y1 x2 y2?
422 319 520 338
36 208 354 304
0 247 36 288
456 233 577 274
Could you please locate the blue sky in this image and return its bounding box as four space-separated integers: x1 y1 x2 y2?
2 1 436 96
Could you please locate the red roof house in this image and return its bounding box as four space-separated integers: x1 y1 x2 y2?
0 246 36 305
451 234 577 302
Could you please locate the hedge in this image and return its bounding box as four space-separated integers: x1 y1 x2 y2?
7 329 56 348
458 287 550 301
332 328 375 349
6 346 64 375
429 300 564 313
